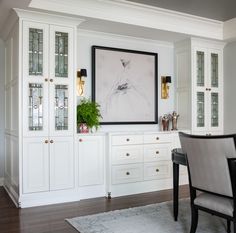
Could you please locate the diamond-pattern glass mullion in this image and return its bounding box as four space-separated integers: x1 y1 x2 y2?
197 92 205 127
55 32 68 78
211 93 219 127
196 51 204 87
29 28 43 76
55 85 68 130
211 53 218 88
28 83 43 131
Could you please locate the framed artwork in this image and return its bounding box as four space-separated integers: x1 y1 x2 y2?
92 46 158 124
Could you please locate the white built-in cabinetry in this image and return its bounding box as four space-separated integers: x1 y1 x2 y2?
107 132 187 198
22 21 75 194
4 9 83 207
175 38 225 135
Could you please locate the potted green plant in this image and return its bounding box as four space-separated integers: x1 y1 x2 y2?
77 98 102 133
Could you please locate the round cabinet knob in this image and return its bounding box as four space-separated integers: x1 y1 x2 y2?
126 153 130 157
45 78 48 82
45 140 49 144
209 88 212 91
50 140 54 144
156 169 159 172
126 138 130 142
156 137 159 140
126 172 130 176
79 139 83 142
50 79 53 82
156 151 159 154
206 88 208 91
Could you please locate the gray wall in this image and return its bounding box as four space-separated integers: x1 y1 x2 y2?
0 38 5 178
224 42 236 134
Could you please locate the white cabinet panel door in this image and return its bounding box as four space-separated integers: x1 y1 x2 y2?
49 137 74 190
78 136 104 186
23 138 49 193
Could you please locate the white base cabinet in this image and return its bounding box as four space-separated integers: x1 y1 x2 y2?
107 131 187 198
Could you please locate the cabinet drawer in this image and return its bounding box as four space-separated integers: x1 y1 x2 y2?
112 135 143 146
143 145 171 162
112 164 143 184
143 134 172 144
144 161 171 181
112 145 143 165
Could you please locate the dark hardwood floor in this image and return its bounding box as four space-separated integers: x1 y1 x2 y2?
0 186 189 233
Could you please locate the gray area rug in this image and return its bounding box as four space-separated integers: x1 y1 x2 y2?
66 199 227 233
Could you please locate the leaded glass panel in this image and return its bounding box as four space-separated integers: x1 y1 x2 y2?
211 53 218 88
197 92 205 127
211 93 219 127
28 83 43 131
197 51 204 87
55 85 68 130
55 32 68 78
29 28 43 76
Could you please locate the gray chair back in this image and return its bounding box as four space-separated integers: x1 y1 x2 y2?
179 133 236 197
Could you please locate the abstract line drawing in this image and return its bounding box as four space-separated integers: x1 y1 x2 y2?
92 46 158 124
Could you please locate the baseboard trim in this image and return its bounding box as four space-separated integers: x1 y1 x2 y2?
0 177 4 186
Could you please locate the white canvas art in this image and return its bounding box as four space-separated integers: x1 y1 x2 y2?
92 46 158 124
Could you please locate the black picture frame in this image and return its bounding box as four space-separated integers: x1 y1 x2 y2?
92 45 158 125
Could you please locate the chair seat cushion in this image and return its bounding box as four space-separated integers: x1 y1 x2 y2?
194 193 234 217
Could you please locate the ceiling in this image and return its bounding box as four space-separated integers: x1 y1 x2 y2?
0 0 31 33
127 0 236 21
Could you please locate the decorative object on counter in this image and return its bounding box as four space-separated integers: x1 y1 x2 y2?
77 98 102 133
77 69 87 96
170 111 179 130
161 114 171 131
92 45 158 124
161 76 171 99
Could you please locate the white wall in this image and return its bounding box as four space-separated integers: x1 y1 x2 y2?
0 38 5 181
224 41 236 134
77 30 175 132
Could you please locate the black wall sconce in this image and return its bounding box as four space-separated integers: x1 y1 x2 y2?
77 69 87 96
161 76 171 99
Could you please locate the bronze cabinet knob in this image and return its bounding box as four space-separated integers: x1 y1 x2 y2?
126 138 130 142
50 79 53 82
156 151 159 154
50 140 54 144
79 139 83 142
126 172 130 176
126 153 130 156
156 137 159 140
45 140 49 144
156 169 159 172
45 78 48 82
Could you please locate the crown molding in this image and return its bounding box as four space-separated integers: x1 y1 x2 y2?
78 29 174 48
14 8 84 27
29 0 224 40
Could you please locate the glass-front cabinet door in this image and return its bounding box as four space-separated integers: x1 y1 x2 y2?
49 26 74 136
209 50 222 131
194 48 208 132
23 22 49 137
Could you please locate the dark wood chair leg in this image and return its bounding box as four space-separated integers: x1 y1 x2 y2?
233 221 236 233
190 206 198 233
227 220 231 233
173 162 179 221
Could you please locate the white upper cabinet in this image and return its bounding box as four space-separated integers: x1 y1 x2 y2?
22 22 74 137
175 38 224 135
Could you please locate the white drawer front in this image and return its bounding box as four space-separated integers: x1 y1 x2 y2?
144 161 171 181
143 145 171 162
112 145 143 165
143 134 172 144
112 164 143 184
112 135 143 146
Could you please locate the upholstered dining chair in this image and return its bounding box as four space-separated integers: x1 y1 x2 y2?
179 132 236 233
